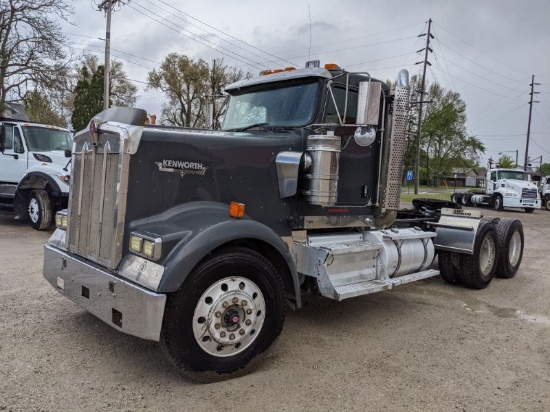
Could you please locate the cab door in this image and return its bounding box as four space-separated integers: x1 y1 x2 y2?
0 124 27 183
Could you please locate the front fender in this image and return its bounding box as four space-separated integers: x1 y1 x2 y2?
130 201 301 307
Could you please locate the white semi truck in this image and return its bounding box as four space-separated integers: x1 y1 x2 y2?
539 175 550 210
0 117 72 229
451 168 540 213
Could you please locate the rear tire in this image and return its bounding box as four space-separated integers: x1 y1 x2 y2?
451 193 461 204
160 247 285 382
438 252 461 285
460 218 499 289
27 189 52 230
495 218 524 279
461 193 472 206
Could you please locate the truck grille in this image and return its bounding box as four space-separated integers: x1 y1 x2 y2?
522 188 537 199
67 129 129 270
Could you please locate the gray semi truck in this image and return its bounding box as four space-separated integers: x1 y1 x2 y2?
42 61 524 382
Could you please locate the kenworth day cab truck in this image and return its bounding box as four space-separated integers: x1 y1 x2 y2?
42 62 525 382
0 117 72 229
451 168 540 213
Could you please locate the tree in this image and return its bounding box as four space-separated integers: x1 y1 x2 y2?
70 56 137 131
0 0 73 114
497 154 515 169
71 65 104 131
405 77 485 186
24 90 65 126
148 55 248 128
540 163 550 176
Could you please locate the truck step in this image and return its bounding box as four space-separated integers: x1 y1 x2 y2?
330 269 440 301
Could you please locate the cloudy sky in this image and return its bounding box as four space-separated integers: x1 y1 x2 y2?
60 0 550 168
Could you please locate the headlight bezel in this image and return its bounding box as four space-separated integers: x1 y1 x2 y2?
128 232 162 261
55 210 68 230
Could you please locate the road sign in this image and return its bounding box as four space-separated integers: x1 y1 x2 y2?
407 170 413 181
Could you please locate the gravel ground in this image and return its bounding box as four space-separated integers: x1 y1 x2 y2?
0 208 549 412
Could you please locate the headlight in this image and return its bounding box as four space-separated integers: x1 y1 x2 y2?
55 211 68 230
129 233 162 261
56 173 70 185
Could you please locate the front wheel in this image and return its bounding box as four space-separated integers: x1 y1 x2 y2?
524 207 535 213
492 194 503 211
545 195 550 211
160 247 285 382
27 190 52 230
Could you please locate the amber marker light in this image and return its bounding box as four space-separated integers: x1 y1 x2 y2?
229 202 245 218
324 63 340 70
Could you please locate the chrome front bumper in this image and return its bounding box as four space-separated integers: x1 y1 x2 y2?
43 244 166 341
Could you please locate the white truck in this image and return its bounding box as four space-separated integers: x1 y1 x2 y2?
451 168 540 213
539 176 550 210
0 117 72 229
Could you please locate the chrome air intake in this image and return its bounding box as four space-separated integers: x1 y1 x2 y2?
304 134 341 206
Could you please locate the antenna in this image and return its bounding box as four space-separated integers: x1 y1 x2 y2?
308 3 312 60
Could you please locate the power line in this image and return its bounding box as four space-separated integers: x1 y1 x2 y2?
433 22 531 78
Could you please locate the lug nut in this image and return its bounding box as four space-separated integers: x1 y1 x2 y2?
215 323 221 329
245 319 252 326
222 302 229 308
241 300 247 306
239 329 245 336
232 297 239 304
246 309 253 315
220 331 226 338
215 311 221 318
229 333 235 340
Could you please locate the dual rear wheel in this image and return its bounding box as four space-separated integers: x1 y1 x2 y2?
438 217 523 288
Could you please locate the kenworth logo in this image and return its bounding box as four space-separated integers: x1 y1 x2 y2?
156 159 208 176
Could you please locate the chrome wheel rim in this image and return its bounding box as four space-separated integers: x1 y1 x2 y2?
192 276 265 357
28 198 39 223
495 197 501 209
508 230 522 267
479 234 496 276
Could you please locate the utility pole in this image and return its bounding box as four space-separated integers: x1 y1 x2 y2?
98 0 122 110
524 75 540 171
414 18 433 194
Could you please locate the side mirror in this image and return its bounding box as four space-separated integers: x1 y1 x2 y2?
0 124 5 153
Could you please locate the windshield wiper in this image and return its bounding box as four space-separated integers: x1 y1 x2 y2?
233 122 270 132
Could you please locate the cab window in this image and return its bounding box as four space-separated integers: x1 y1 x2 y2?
325 86 358 124
2 125 24 153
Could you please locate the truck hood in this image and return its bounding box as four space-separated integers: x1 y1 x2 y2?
500 179 538 190
33 150 72 167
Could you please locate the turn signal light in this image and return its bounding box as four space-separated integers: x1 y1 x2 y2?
55 211 68 230
229 202 245 218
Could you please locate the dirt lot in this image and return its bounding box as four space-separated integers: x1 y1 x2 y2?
0 208 549 412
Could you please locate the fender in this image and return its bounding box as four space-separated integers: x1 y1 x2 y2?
130 201 302 308
14 171 69 218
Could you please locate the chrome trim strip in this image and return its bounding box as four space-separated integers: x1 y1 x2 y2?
78 142 87 216
99 140 110 224
43 244 166 341
303 215 375 229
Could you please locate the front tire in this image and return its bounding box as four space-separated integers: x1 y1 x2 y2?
27 190 52 230
524 207 535 213
545 195 550 211
160 247 285 382
460 218 499 289
492 194 503 211
495 218 524 279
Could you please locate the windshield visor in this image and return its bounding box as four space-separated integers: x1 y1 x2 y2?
22 126 72 152
222 81 319 130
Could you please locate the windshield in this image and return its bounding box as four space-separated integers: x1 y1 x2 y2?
222 81 319 130
497 171 529 181
21 126 72 151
